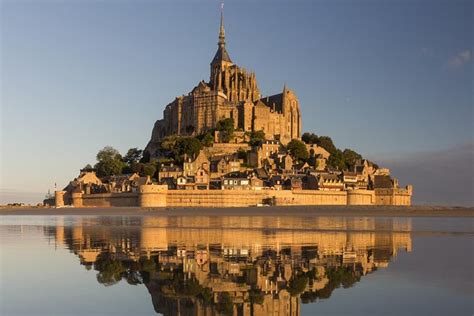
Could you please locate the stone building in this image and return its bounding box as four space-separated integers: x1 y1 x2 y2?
145 10 301 157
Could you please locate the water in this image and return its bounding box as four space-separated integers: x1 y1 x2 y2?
0 214 473 315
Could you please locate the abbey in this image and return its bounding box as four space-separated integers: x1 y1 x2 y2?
145 11 301 156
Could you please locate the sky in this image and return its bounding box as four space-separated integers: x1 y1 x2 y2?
1 0 473 205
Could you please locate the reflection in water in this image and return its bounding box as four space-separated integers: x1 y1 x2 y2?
44 216 412 315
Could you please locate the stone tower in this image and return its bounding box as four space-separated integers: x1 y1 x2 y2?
209 8 260 103
144 7 302 157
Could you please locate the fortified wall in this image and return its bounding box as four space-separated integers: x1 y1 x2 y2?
55 185 412 208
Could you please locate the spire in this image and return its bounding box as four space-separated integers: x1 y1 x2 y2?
218 3 225 48
211 2 232 65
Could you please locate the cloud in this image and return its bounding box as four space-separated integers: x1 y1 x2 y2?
446 50 472 69
375 142 474 206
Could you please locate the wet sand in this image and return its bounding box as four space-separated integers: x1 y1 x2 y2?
0 205 473 217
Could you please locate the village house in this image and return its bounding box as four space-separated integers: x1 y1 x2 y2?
317 174 344 191
342 171 358 190
183 151 210 177
284 176 303 190
274 154 294 171
268 175 284 190
210 155 241 178
249 175 265 190
101 173 150 193
195 167 210 189
158 164 183 182
248 140 282 168
221 172 251 190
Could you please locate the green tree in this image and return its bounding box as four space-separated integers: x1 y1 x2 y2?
317 136 337 155
237 148 247 161
327 149 345 170
159 135 179 153
287 139 309 162
216 118 235 143
307 148 319 169
140 150 151 163
287 274 309 296
198 132 215 147
123 148 143 165
94 256 125 286
342 148 362 169
249 130 266 146
174 137 203 161
302 132 319 144
94 146 126 177
142 162 157 177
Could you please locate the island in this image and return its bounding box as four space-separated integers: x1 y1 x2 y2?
52 11 412 209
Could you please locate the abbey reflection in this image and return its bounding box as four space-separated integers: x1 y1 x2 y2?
46 216 412 316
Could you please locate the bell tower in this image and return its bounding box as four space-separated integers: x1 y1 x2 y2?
210 5 233 91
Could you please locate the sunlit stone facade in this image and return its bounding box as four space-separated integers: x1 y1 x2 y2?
145 11 301 156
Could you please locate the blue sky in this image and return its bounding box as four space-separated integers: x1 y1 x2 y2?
1 0 472 204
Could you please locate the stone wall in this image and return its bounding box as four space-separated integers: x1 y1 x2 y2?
80 192 139 207
204 143 251 156
374 185 412 206
139 185 168 207
272 190 347 206
166 190 267 207
347 190 375 205
57 185 411 208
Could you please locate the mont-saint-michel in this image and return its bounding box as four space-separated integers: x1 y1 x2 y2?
2 3 473 316
53 11 412 208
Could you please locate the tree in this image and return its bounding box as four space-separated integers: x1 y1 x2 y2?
287 139 309 162
198 133 214 147
302 132 319 144
249 130 266 146
342 149 362 169
317 136 337 155
94 255 125 286
94 146 126 177
237 148 247 161
174 137 203 161
123 148 143 165
307 148 319 169
216 118 235 143
159 135 179 153
287 274 309 296
82 164 93 170
327 149 345 170
140 151 151 163
142 163 157 177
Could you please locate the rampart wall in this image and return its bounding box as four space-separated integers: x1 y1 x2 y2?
58 185 411 208
80 192 139 207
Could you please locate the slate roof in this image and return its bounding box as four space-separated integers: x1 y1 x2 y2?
259 93 283 112
212 46 232 64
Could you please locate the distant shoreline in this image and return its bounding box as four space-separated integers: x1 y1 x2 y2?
0 205 473 217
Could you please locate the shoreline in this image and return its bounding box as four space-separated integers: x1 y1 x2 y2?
0 205 473 217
